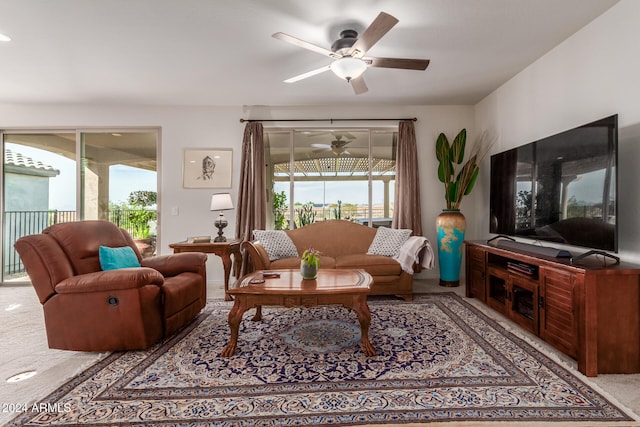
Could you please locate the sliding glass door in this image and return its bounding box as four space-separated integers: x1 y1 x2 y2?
2 129 158 283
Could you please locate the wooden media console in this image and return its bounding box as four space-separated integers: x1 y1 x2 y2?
464 240 640 377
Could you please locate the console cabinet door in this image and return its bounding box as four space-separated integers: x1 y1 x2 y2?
486 266 509 316
540 266 578 358
510 274 539 335
466 245 486 301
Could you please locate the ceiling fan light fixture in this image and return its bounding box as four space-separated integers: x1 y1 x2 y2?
330 57 367 82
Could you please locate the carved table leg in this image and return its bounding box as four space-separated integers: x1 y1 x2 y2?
221 297 248 357
352 296 376 356
221 251 234 302
251 306 262 321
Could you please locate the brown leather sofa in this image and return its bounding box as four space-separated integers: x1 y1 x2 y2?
243 220 414 300
14 220 207 352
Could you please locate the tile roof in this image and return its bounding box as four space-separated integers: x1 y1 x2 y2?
5 149 60 174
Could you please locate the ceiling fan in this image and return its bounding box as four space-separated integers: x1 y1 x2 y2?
306 130 356 140
273 11 430 95
311 135 357 156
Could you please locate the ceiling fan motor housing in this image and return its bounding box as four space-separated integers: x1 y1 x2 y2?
331 29 358 53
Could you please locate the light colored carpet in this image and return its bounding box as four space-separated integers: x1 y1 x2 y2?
0 280 638 426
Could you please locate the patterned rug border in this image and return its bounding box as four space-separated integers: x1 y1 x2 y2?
6 292 638 427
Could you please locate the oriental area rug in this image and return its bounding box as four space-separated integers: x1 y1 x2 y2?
7 293 637 426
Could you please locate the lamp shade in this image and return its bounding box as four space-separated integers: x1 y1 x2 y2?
330 57 367 81
210 193 234 211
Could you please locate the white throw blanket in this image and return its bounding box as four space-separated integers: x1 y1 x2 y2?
394 236 435 274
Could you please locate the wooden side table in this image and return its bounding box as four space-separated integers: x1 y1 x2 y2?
169 239 242 301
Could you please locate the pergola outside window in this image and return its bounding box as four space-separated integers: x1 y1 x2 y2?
265 128 396 230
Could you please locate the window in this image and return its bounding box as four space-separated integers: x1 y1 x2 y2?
265 128 396 230
2 129 158 282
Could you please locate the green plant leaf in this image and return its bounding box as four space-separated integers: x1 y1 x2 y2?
447 182 459 203
451 129 467 164
435 133 450 162
437 161 453 183
464 166 480 195
456 155 477 182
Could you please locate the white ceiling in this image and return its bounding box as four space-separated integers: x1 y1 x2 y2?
0 0 618 107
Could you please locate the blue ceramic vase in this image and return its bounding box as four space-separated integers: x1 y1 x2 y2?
436 210 466 287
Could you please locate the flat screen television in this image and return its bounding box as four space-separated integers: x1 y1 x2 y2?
490 114 618 253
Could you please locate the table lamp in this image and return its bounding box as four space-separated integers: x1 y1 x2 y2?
210 193 234 242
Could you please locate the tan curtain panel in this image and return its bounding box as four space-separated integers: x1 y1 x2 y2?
236 122 266 274
392 120 422 236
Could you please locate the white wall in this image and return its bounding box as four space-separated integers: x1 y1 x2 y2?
473 0 640 263
0 104 474 283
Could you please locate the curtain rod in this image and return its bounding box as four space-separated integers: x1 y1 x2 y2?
239 117 417 123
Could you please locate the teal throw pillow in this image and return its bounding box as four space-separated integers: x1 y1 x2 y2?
99 245 141 270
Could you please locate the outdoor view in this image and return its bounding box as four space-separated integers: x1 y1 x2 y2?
266 128 397 230
3 131 157 281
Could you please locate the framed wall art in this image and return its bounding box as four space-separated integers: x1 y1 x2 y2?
182 149 232 188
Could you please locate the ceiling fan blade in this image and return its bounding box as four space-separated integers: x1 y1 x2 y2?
351 75 368 95
349 12 399 56
310 143 331 148
284 65 331 83
365 57 430 70
343 149 369 158
272 32 335 57
307 131 356 139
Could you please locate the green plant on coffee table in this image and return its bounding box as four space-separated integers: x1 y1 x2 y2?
301 247 320 268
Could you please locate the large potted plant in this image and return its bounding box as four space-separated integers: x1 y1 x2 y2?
435 129 489 286
127 190 157 257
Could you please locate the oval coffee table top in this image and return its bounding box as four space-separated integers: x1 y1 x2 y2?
229 269 372 295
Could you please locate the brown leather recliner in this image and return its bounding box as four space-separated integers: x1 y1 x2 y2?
14 220 207 352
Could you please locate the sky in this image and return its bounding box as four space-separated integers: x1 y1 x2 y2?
7 143 156 211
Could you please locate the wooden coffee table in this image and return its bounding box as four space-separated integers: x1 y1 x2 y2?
221 269 375 357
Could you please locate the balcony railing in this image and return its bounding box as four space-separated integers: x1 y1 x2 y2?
3 209 154 279
289 206 392 221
